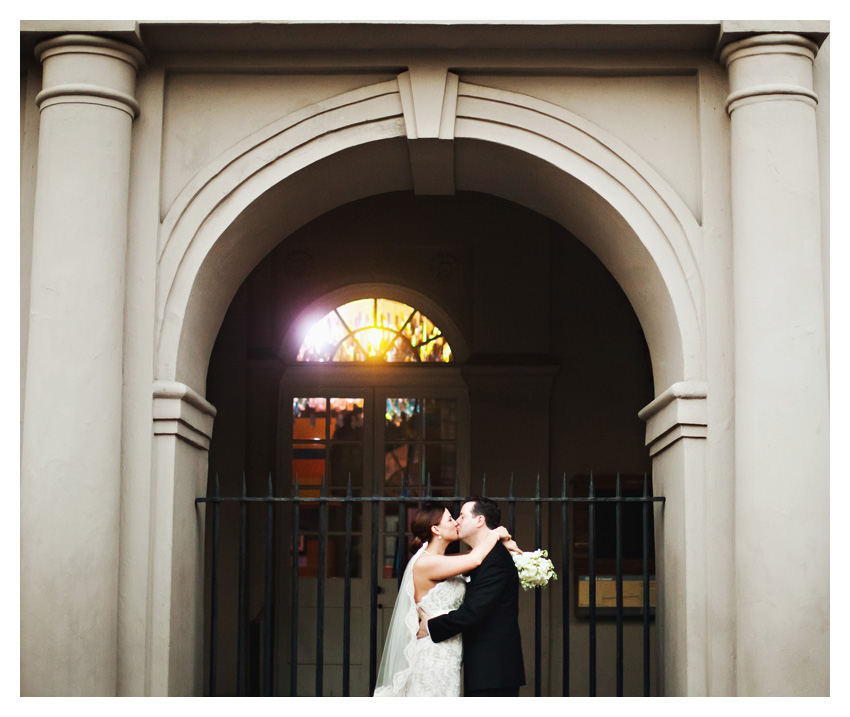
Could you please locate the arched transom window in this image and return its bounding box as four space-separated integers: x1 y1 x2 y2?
296 298 453 363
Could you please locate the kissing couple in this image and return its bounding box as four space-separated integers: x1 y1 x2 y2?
373 496 526 697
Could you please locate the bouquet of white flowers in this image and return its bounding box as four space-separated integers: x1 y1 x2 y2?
512 549 558 590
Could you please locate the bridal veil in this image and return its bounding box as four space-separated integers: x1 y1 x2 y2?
372 545 425 696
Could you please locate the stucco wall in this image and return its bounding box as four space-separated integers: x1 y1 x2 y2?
18 21 830 697
466 71 702 222
160 73 397 217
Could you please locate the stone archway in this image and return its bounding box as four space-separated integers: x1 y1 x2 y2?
150 73 707 694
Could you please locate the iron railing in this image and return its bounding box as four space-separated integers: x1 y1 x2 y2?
197 473 663 697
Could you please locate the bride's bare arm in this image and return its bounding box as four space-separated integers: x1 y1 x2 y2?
501 538 523 554
416 527 510 582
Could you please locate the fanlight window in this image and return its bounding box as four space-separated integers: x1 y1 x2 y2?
297 298 453 363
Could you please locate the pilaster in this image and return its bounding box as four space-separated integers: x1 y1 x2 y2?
721 32 829 696
21 33 143 696
639 382 708 695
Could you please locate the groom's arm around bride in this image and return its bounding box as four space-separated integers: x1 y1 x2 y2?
421 497 526 697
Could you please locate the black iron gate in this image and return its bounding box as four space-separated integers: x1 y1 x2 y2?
198 473 663 697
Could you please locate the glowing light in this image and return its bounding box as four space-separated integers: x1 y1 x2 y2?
297 298 453 363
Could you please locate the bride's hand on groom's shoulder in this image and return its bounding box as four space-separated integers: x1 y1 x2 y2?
502 539 522 554
495 527 522 552
494 526 511 541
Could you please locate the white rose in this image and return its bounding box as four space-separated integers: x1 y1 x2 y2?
513 549 558 590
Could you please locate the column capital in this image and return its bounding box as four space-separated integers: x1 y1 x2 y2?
719 33 820 115
34 33 145 118
716 21 828 54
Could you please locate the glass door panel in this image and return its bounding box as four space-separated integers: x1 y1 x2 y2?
281 393 371 696
380 396 459 579
277 373 467 695
291 396 365 578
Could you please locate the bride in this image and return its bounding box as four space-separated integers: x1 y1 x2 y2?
373 502 517 697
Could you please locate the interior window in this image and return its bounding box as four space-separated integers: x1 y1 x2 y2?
296 298 453 363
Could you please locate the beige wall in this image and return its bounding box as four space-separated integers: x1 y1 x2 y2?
467 71 703 221
18 21 830 697
160 72 398 218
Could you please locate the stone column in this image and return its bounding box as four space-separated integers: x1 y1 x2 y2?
721 34 829 696
21 34 143 695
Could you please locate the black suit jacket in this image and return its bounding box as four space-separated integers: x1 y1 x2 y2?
428 541 525 692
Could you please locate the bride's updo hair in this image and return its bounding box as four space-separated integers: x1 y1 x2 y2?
409 503 449 552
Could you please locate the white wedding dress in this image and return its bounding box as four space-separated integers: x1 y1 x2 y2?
373 545 465 697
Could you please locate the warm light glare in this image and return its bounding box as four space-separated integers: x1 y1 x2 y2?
366 327 383 355
297 298 453 363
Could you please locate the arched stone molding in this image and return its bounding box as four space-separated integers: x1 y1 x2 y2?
151 74 709 695
279 282 471 364
156 80 412 391
451 82 705 391
155 76 705 396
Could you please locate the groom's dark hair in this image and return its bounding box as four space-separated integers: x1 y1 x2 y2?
465 496 500 529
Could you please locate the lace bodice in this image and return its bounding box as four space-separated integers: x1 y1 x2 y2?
373 547 466 697
417 576 466 616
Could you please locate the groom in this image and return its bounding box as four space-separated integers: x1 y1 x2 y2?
418 496 525 696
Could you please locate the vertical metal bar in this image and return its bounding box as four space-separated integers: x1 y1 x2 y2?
369 468 380 695
508 474 516 535
263 473 274 696
208 474 220 696
561 475 570 696
481 473 487 496
290 475 300 696
316 472 327 696
534 474 542 697
426 472 432 500
237 473 247 696
343 473 353 696
452 471 460 517
615 473 624 697
396 472 407 588
643 473 651 697
588 472 597 697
